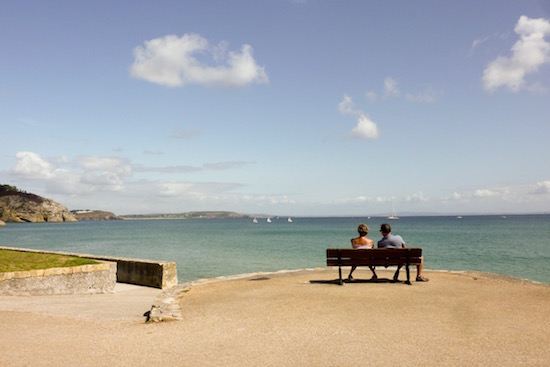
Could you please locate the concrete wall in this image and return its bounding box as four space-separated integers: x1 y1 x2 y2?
0 261 116 296
0 246 178 290
82 255 178 289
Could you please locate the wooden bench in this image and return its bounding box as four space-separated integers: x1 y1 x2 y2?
326 248 423 285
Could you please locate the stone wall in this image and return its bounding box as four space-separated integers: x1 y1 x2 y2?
0 261 116 296
83 255 178 289
0 246 178 290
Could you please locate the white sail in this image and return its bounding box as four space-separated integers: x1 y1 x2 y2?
388 201 399 220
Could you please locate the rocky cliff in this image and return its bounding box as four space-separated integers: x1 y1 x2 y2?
0 189 77 223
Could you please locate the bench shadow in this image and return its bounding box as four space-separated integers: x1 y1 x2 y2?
309 279 342 285
248 277 270 281
345 278 404 284
309 278 405 285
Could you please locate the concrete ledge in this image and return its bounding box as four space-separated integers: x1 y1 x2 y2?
0 261 116 296
0 246 178 289
86 255 178 289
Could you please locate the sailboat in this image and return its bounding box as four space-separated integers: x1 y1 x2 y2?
388 201 399 220
252 217 258 223
288 217 293 223
266 218 272 223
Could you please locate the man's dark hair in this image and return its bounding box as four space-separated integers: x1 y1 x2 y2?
380 223 391 234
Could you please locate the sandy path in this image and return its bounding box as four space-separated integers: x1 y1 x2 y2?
1 269 549 366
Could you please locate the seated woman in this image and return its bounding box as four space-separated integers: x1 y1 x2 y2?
348 223 377 281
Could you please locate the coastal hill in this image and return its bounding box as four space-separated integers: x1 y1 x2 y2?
0 185 77 223
71 210 121 221
0 184 255 225
120 211 253 220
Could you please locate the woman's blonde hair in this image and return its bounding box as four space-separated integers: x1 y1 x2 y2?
357 223 369 236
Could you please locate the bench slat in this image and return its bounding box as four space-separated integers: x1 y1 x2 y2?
327 258 421 266
327 248 422 259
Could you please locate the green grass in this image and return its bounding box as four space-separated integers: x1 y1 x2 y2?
0 249 99 273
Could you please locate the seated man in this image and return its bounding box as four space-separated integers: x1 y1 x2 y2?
378 223 428 282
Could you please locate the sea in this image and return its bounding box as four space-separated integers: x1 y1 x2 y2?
1 215 549 284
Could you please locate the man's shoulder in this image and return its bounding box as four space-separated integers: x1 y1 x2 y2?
377 237 391 247
378 235 404 248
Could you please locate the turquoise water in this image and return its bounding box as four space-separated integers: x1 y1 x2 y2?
1 215 549 284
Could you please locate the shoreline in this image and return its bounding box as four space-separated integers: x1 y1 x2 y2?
184 267 550 286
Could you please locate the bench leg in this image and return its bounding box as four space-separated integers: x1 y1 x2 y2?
338 266 343 285
405 264 411 285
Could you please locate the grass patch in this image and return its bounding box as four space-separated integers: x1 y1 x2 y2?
0 249 99 273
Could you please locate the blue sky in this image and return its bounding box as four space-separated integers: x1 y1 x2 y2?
1 0 550 216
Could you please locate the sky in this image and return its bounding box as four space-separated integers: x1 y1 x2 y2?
1 0 550 217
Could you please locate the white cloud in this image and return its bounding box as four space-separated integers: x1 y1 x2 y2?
405 88 440 103
383 77 400 98
6 152 273 213
75 156 130 192
157 182 195 197
130 33 268 88
482 16 550 92
405 192 429 203
530 180 550 194
80 172 125 190
170 124 201 140
12 152 56 179
143 150 164 156
446 181 550 203
203 161 255 171
471 36 490 53
134 161 255 174
338 94 355 115
11 152 131 194
474 189 502 198
76 156 131 176
356 196 370 202
339 95 380 140
367 77 440 103
365 90 377 102
134 165 200 174
239 194 295 206
350 114 380 139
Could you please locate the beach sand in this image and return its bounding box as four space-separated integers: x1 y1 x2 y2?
1 268 549 366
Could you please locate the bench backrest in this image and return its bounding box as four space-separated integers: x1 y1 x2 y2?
326 248 422 267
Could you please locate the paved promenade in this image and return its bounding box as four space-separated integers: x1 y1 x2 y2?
1 269 550 366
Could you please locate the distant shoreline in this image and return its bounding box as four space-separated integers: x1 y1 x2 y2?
119 211 255 220
118 212 549 220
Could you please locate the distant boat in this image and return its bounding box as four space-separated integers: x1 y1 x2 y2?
457 216 463 219
288 217 293 223
388 201 399 220
501 215 507 219
253 218 258 223
267 218 272 223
